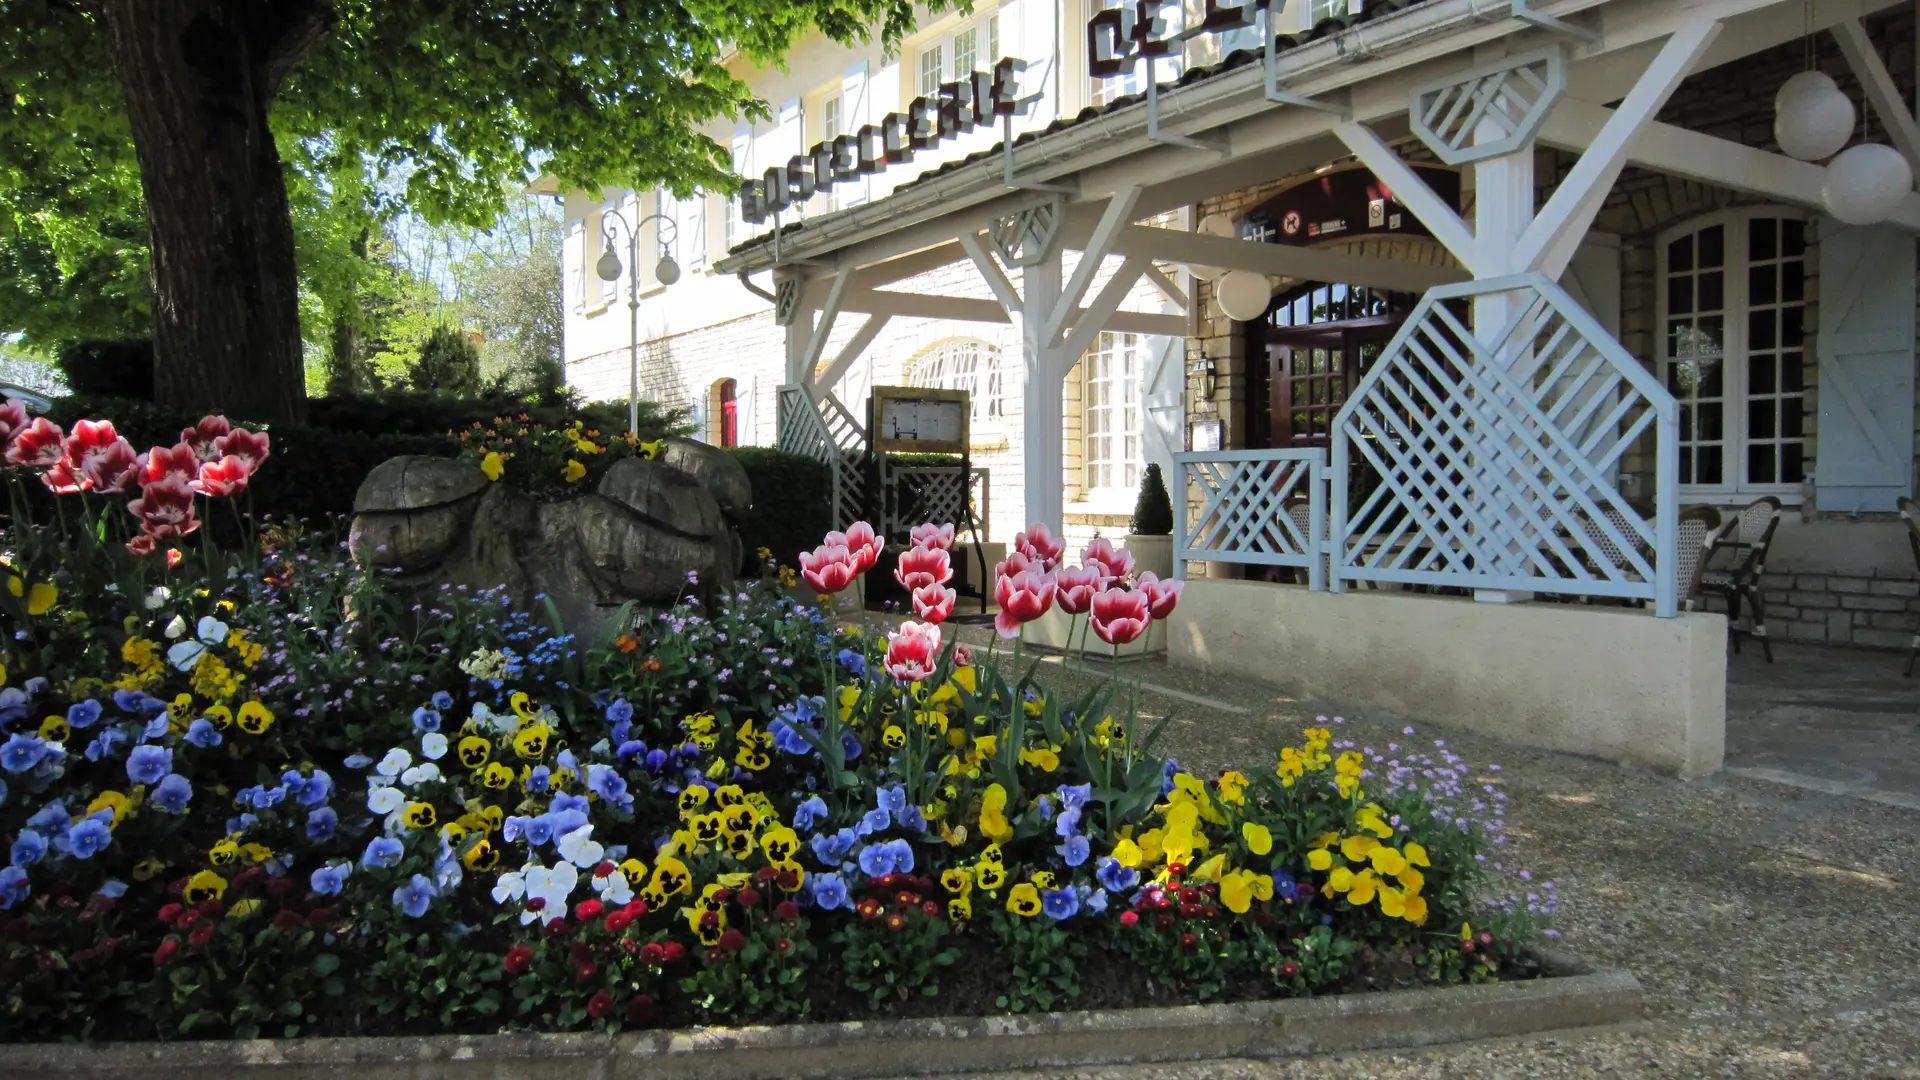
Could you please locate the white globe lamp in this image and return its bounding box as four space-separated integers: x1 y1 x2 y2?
1188 212 1236 283
1823 143 1914 225
1773 71 1855 162
1215 270 1272 322
653 254 682 286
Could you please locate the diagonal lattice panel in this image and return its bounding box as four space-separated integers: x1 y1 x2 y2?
1329 274 1680 613
1174 450 1324 575
1409 48 1565 166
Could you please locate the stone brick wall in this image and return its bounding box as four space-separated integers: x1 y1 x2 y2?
1760 571 1920 650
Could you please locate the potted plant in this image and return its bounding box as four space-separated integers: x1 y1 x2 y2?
1123 463 1175 581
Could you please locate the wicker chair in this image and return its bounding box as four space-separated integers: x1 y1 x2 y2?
1673 506 1722 612
1700 497 1783 662
1900 496 1919 677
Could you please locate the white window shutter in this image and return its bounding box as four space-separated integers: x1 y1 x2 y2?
1815 218 1917 512
841 62 869 207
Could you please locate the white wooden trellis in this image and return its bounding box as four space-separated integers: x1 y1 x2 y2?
1328 274 1681 615
883 465 989 539
777 384 870 530
1172 449 1327 591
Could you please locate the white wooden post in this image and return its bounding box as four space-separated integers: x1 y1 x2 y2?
1470 114 1537 604
1021 250 1066 533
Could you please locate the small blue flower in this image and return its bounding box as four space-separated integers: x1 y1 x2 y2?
96 879 127 899
141 715 170 741
586 764 628 804
66 700 103 730
343 754 374 769
1057 834 1090 867
151 774 192 814
522 816 555 847
26 800 68 833
1060 783 1092 810
125 744 172 785
551 793 588 817
502 815 529 842
307 806 339 841
10 829 47 867
1033 794 1055 822
841 731 863 761
1270 867 1298 899
299 769 333 807
362 836 404 869
1055 806 1083 838
1041 887 1080 921
809 872 850 910
857 807 891 837
606 698 633 725
84 728 128 762
792 795 829 831
183 718 222 748
412 707 441 733
1095 856 1139 893
56 818 111 859
877 785 909 817
810 828 856 867
0 866 28 909
881 838 915 874
643 748 669 773
110 689 146 714
247 785 287 810
524 765 551 794
548 806 588 836
857 843 897 877
311 862 351 896
431 691 454 712
0 734 49 774
836 649 867 677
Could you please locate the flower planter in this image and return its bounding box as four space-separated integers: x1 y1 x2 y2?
1021 604 1164 660
1123 533 1174 581
7 952 1636 1080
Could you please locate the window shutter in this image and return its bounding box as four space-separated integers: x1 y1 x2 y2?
841 62 869 207
1815 217 1916 512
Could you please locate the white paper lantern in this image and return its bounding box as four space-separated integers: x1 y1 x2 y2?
1823 143 1914 225
1215 271 1272 322
1188 213 1236 283
1773 71 1855 162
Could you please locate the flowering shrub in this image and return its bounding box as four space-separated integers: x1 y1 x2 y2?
0 397 1555 1041
453 414 660 499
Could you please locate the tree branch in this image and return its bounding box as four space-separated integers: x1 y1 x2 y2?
254 0 335 99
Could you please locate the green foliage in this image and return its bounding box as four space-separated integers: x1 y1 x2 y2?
990 910 1085 1012
726 447 831 571
409 325 483 397
1130 463 1174 536
829 884 956 1010
679 899 816 1023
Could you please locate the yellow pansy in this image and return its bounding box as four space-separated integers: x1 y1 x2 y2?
481 762 515 789
1340 834 1379 863
1111 838 1143 868
1326 866 1354 893
618 858 648 881
481 452 507 481
1403 893 1429 925
1006 882 1042 917
1217 770 1249 805
1346 869 1379 906
948 896 973 921
39 716 70 745
9 577 58 616
512 723 551 760
1369 846 1408 876
941 867 974 895
1220 869 1259 913
1377 885 1407 919
1404 842 1431 867
209 839 240 865
978 783 1013 843
236 701 274 735
228 898 261 919
403 802 437 829
1241 821 1272 856
882 725 907 750
87 791 129 828
239 843 274 864
1019 746 1059 772
1306 848 1334 871
562 459 586 483
183 870 227 903
1396 866 1425 894
649 856 692 897
761 826 800 863
974 861 1007 891
1190 853 1227 883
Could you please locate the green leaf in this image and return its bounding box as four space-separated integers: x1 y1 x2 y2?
312 953 340 977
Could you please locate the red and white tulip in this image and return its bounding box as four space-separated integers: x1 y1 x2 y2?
909 522 956 551
5 417 64 468
191 455 253 499
1137 571 1185 621
884 620 942 682
993 569 1057 639
1081 536 1136 586
1090 585 1152 646
0 398 27 444
180 415 231 461
1012 523 1065 572
893 543 953 591
127 475 200 540
1054 564 1102 617
798 543 859 595
910 583 956 625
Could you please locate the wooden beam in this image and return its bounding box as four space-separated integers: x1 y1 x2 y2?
1514 20 1722 278
1059 257 1150 361
799 270 851 398
836 287 1186 336
1101 224 1469 292
1143 262 1189 312
1334 121 1480 272
958 231 1022 316
1539 97 1920 230
1833 18 1920 176
1045 186 1143 346
811 313 890 397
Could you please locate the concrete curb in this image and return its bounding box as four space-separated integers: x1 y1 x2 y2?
8 958 1640 1080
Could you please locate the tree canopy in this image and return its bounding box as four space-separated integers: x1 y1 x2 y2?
0 0 937 419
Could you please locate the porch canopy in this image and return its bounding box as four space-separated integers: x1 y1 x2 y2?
717 0 1920 617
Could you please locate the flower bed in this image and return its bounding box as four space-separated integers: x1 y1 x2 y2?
0 399 1560 1042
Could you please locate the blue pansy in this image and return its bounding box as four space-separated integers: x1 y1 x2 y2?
0 866 29 908
857 806 891 837
140 715 171 740
110 689 147 714
298 769 333 807
10 829 47 866
310 862 352 896
84 727 128 762
248 785 287 810
836 649 867 677
877 785 909 817
96 879 128 899
585 764 629 805
1057 834 1091 867
56 818 111 859
857 842 897 877
343 754 374 769
643 748 669 773
0 688 26 726
617 740 646 763
502 816 530 843
548 806 588 836
66 701 103 730
880 838 915 874
1095 856 1139 893
1270 868 1298 899
792 795 829 831
1041 887 1080 921
841 731 863 761
522 816 555 846
809 872 850 910
431 691 454 712
306 806 339 841
225 811 260 836
810 828 856 867
606 698 633 726
183 718 222 748
26 800 68 832
125 744 171 785
151 774 192 814
1 734 49 774
1082 886 1108 915
524 765 551 794
362 836 404 869
394 873 438 917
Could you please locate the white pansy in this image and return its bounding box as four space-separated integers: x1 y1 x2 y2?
556 825 604 869
163 614 188 639
400 762 442 786
421 732 449 760
491 869 527 904
367 786 406 814
145 586 171 611
376 748 411 777
591 869 634 905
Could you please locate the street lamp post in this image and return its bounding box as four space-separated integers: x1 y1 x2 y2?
595 206 681 436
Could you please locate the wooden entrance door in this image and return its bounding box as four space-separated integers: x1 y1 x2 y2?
1246 283 1416 451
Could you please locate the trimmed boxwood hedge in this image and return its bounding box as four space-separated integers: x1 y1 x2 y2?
725 447 832 572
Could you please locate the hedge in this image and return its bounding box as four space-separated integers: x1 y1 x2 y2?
725 447 832 572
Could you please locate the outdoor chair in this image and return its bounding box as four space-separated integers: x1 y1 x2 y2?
1673 505 1721 613
1900 496 1919 676
1700 496 1783 662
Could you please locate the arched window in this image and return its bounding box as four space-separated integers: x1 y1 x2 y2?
708 378 738 448
1658 209 1808 495
905 338 1007 436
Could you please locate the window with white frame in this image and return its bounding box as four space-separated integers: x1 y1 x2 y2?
822 94 842 142
1659 209 1809 495
1090 0 1185 108
906 338 1007 437
660 189 704 272
726 132 749 247
918 42 944 95
1308 0 1353 23
952 26 978 81
1082 332 1144 494
987 14 999 64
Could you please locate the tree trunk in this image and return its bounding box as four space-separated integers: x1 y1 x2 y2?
102 0 331 425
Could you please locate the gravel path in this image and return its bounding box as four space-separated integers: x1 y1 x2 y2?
904 630 1920 1079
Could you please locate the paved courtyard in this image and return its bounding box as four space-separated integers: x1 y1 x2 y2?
928 627 1920 1079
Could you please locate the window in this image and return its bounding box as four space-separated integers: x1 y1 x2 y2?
579 200 612 312
952 27 977 79
987 14 1000 63
726 131 749 247
1309 0 1352 22
1082 332 1144 494
661 189 705 272
1090 0 1185 107
822 94 842 142
1659 210 1808 495
906 338 1007 437
918 43 944 96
